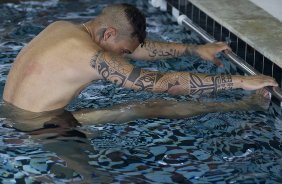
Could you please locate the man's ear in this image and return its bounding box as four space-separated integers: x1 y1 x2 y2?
103 27 117 41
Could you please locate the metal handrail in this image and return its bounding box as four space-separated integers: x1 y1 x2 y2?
180 16 282 102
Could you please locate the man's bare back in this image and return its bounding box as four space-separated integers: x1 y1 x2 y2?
4 21 102 112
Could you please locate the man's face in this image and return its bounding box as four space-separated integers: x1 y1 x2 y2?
105 36 140 56
99 27 140 55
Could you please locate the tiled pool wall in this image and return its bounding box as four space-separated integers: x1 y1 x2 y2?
165 0 282 103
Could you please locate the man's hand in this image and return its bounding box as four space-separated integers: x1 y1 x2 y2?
195 42 231 67
237 75 278 90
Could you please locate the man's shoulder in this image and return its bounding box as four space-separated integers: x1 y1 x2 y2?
48 20 74 28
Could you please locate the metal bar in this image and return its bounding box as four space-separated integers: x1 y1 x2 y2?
220 24 223 41
253 49 256 68
198 7 201 24
181 17 282 102
262 56 265 74
191 4 194 21
212 19 215 37
205 14 208 31
244 43 247 62
182 18 215 43
236 37 239 54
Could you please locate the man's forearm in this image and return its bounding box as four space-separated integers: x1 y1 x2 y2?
124 69 242 96
129 40 199 61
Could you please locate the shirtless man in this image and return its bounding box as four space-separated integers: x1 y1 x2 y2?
2 3 278 132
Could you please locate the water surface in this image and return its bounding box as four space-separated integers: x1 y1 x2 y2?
0 0 281 183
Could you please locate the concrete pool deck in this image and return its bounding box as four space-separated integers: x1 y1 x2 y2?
189 0 282 69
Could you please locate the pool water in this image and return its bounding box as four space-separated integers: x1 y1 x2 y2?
0 0 282 183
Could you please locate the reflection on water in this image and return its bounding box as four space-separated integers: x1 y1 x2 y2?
0 0 282 183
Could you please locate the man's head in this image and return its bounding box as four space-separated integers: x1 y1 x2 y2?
92 3 146 55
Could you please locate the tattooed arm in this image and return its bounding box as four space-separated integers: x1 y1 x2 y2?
127 40 231 67
127 40 196 60
91 50 278 95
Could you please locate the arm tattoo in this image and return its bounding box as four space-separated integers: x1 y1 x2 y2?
142 41 200 58
143 41 180 58
190 73 233 95
90 51 187 92
127 68 164 91
90 51 234 96
90 51 133 86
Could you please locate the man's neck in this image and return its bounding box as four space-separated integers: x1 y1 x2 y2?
82 21 99 43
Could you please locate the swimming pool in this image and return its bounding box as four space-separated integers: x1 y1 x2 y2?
0 0 282 183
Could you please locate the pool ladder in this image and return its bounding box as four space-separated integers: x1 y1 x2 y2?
149 0 282 104
177 15 282 104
